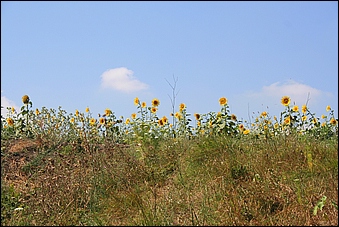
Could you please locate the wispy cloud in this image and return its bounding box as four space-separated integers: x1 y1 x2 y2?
248 80 324 105
100 67 149 93
230 80 333 120
1 92 19 117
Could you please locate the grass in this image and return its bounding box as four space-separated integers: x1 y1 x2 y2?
1 94 338 225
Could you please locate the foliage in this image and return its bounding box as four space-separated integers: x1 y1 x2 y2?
1 93 338 225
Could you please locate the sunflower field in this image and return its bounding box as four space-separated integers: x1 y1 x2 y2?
1 94 338 225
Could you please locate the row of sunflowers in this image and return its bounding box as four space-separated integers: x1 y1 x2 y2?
1 95 338 145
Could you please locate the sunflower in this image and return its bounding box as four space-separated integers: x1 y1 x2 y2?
70 118 75 123
35 108 40 115
179 103 186 112
105 108 112 116
281 96 290 106
175 112 182 120
125 118 130 124
302 115 307 121
243 129 250 135
158 119 164 126
238 124 244 131
312 118 318 124
260 111 267 118
194 113 200 121
284 116 291 125
6 118 14 126
131 113 137 119
85 107 90 113
99 118 106 125
326 105 331 112
321 114 326 119
152 98 160 107
162 116 168 124
89 118 96 126
231 114 237 121
330 118 337 125
292 105 299 112
11 107 15 114
219 97 227 106
302 105 307 114
75 110 79 117
22 95 30 104
141 102 147 108
151 107 157 113
134 97 140 106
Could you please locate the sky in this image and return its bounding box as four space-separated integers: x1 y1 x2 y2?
1 1 338 125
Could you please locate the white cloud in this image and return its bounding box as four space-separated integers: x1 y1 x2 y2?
1 92 19 117
100 67 149 93
249 80 324 105
230 80 334 120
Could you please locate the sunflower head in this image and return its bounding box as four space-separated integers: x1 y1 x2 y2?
231 114 237 121
194 113 200 120
326 105 331 112
89 118 96 126
281 96 290 106
105 108 112 116
141 102 147 108
22 95 30 105
131 113 137 119
134 97 139 106
175 112 182 120
302 105 307 114
179 103 186 112
260 111 267 118
158 119 164 126
99 117 106 125
284 116 291 125
219 97 227 106
152 98 160 107
330 118 337 125
151 107 157 113
292 105 299 112
243 129 250 135
6 118 14 126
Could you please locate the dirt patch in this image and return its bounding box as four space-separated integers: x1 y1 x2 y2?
8 138 40 153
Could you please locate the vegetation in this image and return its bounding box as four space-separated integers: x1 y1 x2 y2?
1 88 338 225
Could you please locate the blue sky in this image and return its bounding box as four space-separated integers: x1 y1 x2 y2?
1 1 338 124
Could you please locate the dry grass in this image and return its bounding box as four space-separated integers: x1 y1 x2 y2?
1 133 338 226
